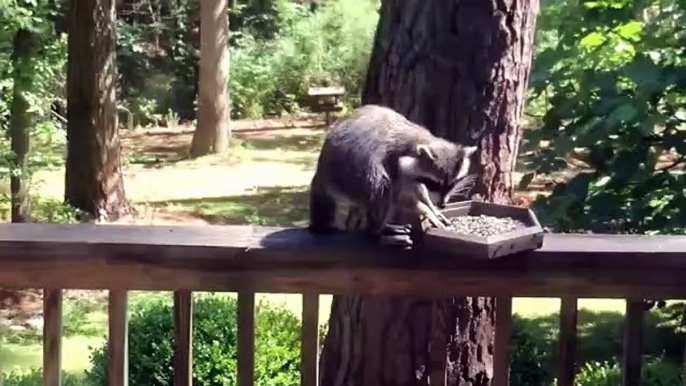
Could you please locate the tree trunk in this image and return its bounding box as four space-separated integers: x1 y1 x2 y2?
318 1 539 385
9 29 37 224
189 0 230 158
65 0 130 221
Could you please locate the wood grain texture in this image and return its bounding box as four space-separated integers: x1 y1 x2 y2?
238 291 255 386
622 300 644 386
0 224 685 297
558 297 578 386
43 289 62 386
301 293 319 386
493 297 512 386
173 291 193 386
108 291 128 386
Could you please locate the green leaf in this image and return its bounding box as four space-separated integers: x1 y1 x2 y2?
579 31 606 51
518 172 536 190
615 21 642 42
594 175 612 188
567 173 594 201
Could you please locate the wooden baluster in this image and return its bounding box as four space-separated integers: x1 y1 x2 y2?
238 291 255 386
43 289 63 386
301 293 319 386
174 291 193 386
108 290 128 386
493 297 513 386
558 297 578 386
622 299 644 386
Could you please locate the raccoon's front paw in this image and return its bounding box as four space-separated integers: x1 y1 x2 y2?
378 233 413 249
380 223 412 236
437 213 452 227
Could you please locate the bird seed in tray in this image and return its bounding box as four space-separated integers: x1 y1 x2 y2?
447 214 527 237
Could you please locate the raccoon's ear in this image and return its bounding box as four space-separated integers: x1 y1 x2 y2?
463 146 478 157
416 144 436 161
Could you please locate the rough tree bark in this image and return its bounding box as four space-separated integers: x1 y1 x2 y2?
318 1 539 386
189 0 230 158
65 0 130 221
9 29 37 223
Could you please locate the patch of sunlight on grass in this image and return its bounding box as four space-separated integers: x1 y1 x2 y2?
1 335 104 375
62 335 105 373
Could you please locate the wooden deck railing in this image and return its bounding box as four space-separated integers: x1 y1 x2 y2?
1 223 686 386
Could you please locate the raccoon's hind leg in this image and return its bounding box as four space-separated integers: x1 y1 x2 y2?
344 206 366 231
308 173 339 235
365 183 413 249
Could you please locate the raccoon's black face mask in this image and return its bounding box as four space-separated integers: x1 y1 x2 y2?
420 158 478 208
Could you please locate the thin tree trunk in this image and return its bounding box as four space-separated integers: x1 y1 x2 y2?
318 1 539 385
189 0 230 158
65 0 130 221
9 29 36 224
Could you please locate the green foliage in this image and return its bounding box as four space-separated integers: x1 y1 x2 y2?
0 1 67 131
0 0 67 223
229 0 379 118
509 305 686 386
522 0 686 234
113 0 378 123
573 359 682 386
0 194 81 223
84 294 302 386
2 369 90 386
510 315 556 386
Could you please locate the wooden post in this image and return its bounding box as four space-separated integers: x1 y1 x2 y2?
43 289 63 386
174 291 193 386
237 291 255 386
558 297 578 386
301 293 320 386
493 297 513 386
622 299 644 386
108 290 128 386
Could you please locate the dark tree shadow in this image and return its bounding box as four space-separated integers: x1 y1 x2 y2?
145 186 311 226
123 129 324 169
234 132 324 153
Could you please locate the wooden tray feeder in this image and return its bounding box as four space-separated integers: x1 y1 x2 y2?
417 200 545 259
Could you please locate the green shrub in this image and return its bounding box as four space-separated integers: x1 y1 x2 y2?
2 369 91 386
573 359 682 386
229 0 379 119
84 293 302 386
510 314 556 386
509 306 686 386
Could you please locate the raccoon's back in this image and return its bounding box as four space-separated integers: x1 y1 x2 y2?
325 104 434 157
316 105 435 201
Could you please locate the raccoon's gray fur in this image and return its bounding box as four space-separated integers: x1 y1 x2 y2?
308 104 477 245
